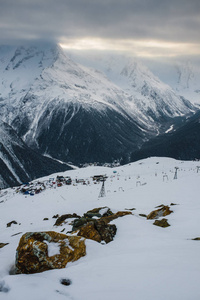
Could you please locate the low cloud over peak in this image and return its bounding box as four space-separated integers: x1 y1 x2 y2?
0 0 200 57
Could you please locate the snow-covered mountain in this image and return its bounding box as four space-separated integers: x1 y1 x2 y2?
0 121 71 188
174 61 200 105
67 51 195 125
0 44 195 165
133 57 200 106
0 44 147 164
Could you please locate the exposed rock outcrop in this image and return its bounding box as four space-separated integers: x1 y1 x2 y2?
51 207 132 244
15 231 86 274
100 211 132 224
139 214 147 218
70 207 131 243
153 218 170 228
77 220 117 244
192 237 200 241
7 220 18 227
0 243 9 249
84 207 113 218
147 205 173 220
72 208 132 231
54 213 80 226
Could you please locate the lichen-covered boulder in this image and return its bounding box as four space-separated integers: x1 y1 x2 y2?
77 222 102 243
71 209 131 243
77 220 117 244
15 231 86 274
94 220 117 243
147 205 173 220
72 217 92 231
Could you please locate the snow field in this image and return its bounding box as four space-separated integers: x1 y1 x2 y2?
0 157 200 300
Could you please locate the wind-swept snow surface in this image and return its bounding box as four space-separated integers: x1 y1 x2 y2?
0 157 200 300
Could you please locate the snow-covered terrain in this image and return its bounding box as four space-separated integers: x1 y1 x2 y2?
0 157 200 300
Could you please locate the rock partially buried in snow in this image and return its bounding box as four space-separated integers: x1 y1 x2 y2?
15 231 86 274
71 208 132 232
60 278 72 286
100 211 132 224
192 237 200 240
153 218 170 228
77 220 117 244
54 213 81 226
147 205 173 220
84 207 113 218
71 208 131 243
7 220 18 227
0 243 9 249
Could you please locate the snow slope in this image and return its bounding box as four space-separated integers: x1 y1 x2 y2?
0 157 200 300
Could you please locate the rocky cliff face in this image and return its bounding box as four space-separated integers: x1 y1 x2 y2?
0 121 71 188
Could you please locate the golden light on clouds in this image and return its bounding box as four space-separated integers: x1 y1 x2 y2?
60 38 200 58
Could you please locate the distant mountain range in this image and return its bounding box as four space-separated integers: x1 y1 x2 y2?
0 43 199 187
68 51 200 107
131 110 200 162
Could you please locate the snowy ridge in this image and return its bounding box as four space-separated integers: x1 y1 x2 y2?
119 60 192 118
67 51 195 127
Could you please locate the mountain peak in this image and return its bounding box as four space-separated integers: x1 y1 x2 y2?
0 44 196 168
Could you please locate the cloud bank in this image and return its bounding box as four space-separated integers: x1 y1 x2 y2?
0 0 200 56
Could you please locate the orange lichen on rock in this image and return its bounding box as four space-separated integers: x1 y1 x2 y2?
15 231 86 274
101 211 132 224
147 205 173 220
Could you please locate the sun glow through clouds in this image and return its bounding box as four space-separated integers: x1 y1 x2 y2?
60 38 200 58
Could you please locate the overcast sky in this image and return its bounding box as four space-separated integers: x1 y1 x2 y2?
0 0 200 57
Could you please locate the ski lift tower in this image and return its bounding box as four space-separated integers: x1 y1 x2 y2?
98 176 107 198
174 167 179 179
